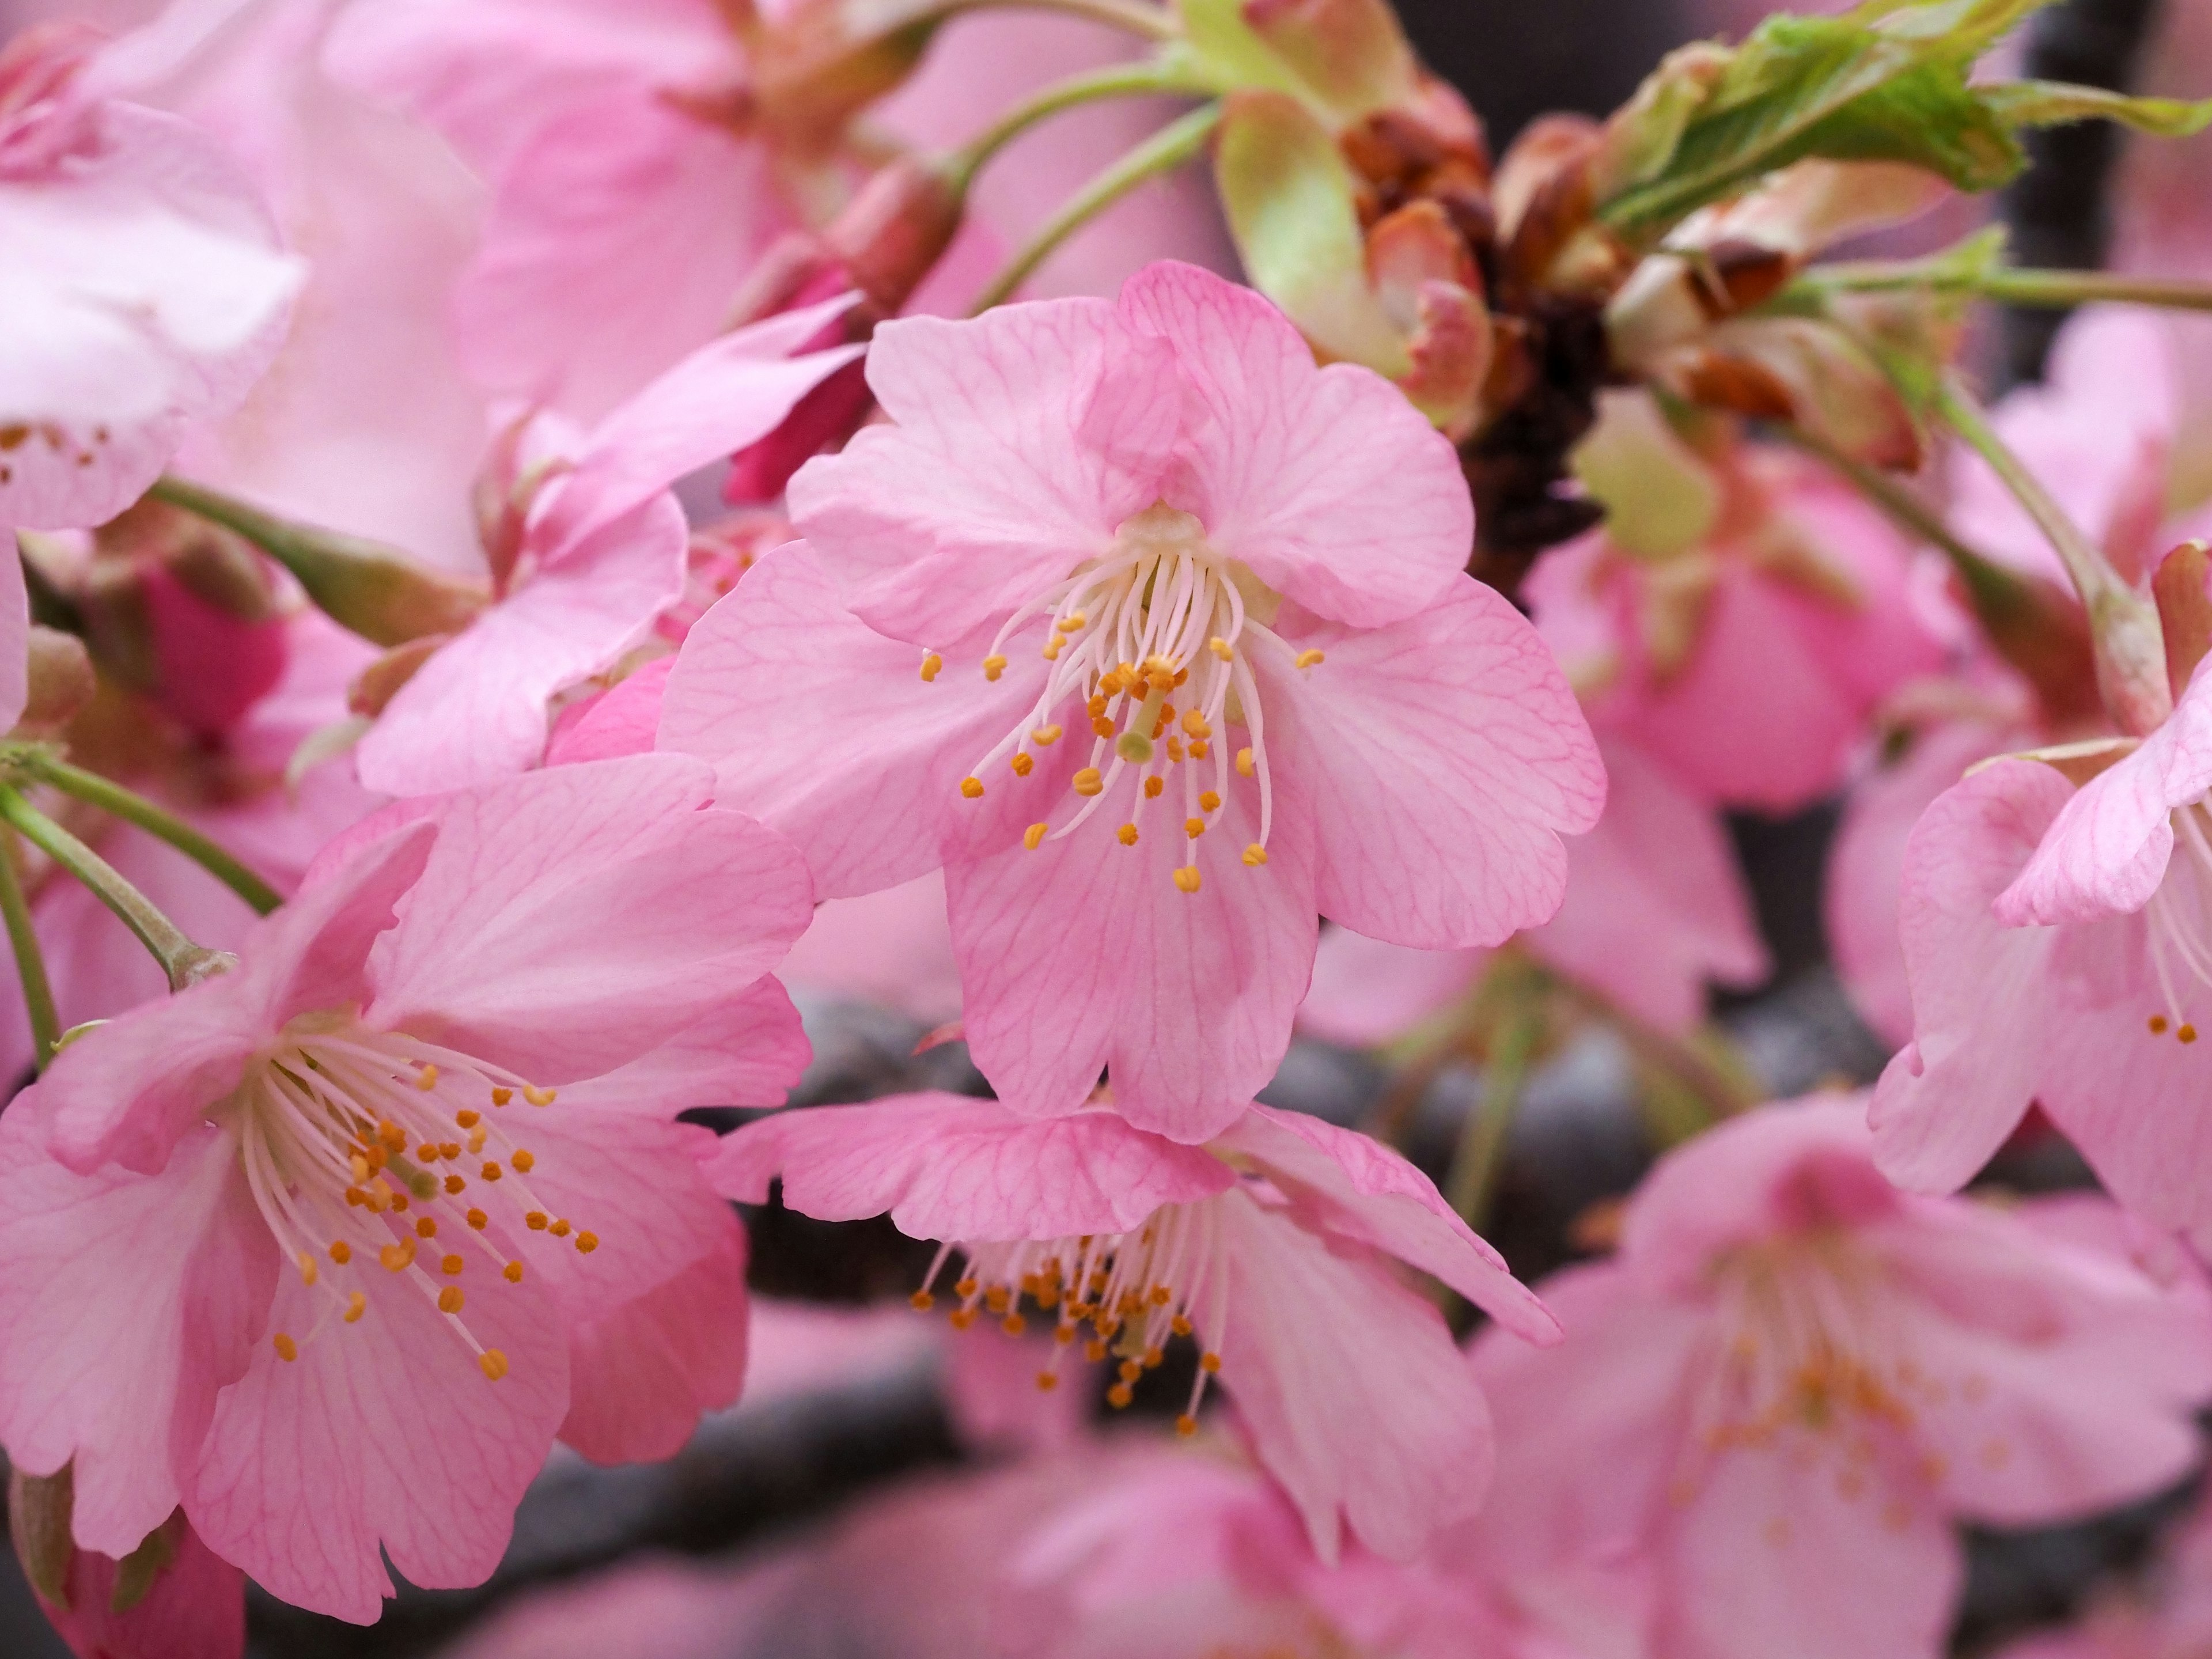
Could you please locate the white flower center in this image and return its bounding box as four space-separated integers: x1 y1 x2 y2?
229 1012 601 1381
927 505 1324 893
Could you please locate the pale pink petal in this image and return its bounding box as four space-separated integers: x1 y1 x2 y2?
560 1222 749 1465
946 763 1319 1141
1657 1445 1960 1659
708 1094 1234 1238
365 755 812 1083
0 541 24 730
554 980 809 1119
779 872 964 1027
657 544 1046 897
1465 1263 1705 1574
1216 1105 1559 1342
1118 262 1471 628
543 657 673 766
188 1255 569 1623
1999 661 2212 926
0 1117 274 1558
1298 928 1484 1048
39 1511 244 1659
1870 761 2075 1195
354 494 688 795
1261 581 1604 950
787 297 1174 649
1204 1187 1493 1564
0 103 301 529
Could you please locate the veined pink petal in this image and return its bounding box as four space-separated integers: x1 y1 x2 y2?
36 1509 244 1659
0 1118 274 1559
553 980 809 1119
1117 262 1471 628
1262 581 1604 950
364 755 812 1083
543 656 674 766
560 1220 749 1465
709 1093 1235 1238
657 544 1046 897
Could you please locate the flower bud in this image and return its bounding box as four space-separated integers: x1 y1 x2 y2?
18 624 94 733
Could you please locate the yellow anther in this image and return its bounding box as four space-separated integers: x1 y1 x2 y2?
440 1142 461 1160
1166 736 1184 763
919 652 943 683
1173 866 1202 894
467 1127 487 1154
274 1334 298 1363
2184 1024 2200 1044
527 1212 549 1231
416 1143 440 1162
504 1261 524 1283
1058 613 1087 633
1032 724 1062 746
1143 776 1164 798
576 1232 600 1254
522 1085 556 1107
377 1122 407 1151
441 1253 465 1277
1036 1372 1060 1392
380 1241 414 1272
1093 715 1118 740
1001 1313 1027 1336
1242 843 1268 867
2152 1015 2171 1035
1170 1314 1192 1337
468 1209 488 1230
491 1087 513 1107
949 1307 978 1330
1189 739 1209 759
1024 822 1049 850
439 1286 465 1315
297 1251 319 1287
910 1290 935 1312
982 654 1007 681
1208 637 1232 662
550 1219 573 1238
344 1292 366 1324
350 1153 371 1184
1087 695 1109 718
1199 790 1221 812
960 777 985 800
1184 817 1205 839
445 1175 467 1195
329 1241 353 1265
1295 649 1325 670
454 1109 481 1129
1011 753 1033 778
479 1349 509 1381
1176 1413 1199 1437
511 1149 535 1173
1117 823 1139 846
1107 1382 1134 1409
1118 1358 1144 1383
955 1276 979 1297
1181 710 1210 738
1199 1352 1222 1374
1073 768 1104 797
1236 747 1254 777
1040 636 1062 661
481 1162 503 1181
415 1065 438 1091
415 1217 438 1239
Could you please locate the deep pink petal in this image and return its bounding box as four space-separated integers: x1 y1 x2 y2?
560 1223 749 1465
38 1512 244 1659
0 1118 274 1559
1217 1105 1558 1343
1262 580 1604 950
1118 262 1471 628
656 544 1044 897
554 980 810 1119
708 1094 1235 1239
365 755 812 1082
543 657 673 766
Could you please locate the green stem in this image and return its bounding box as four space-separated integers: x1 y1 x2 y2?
0 827 59 1069
0 786 215 992
16 753 281 916
945 60 1204 192
1934 378 2120 612
1813 262 2212 313
1443 1007 1542 1232
970 103 1222 313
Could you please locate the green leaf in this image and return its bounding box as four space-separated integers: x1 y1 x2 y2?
1169 0 1309 103
1982 79 2212 138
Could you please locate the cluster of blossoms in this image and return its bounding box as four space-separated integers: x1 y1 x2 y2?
6 0 2212 1655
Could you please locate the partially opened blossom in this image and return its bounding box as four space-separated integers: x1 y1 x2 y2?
0 11 302 531
352 297 862 796
1301 736 1766 1045
715 1089 1559 1562
0 754 812 1621
1468 1099 2212 1659
664 260 1603 1141
12 1493 244 1659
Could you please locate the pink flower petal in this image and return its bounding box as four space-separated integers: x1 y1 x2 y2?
554 980 810 1119
543 656 674 766
1298 929 1485 1048
36 1510 244 1659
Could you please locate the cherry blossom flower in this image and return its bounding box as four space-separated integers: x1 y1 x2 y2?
0 754 812 1622
662 260 1603 1141
1301 736 1766 1046
14 1499 244 1659
0 9 302 532
715 1088 1559 1562
1467 1099 2212 1659
351 297 863 797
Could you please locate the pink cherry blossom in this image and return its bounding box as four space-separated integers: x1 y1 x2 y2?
350 297 862 797
0 754 812 1622
1467 1098 2212 1659
0 9 302 532
1301 736 1766 1045
713 1088 1559 1563
662 261 1603 1141
18 1502 244 1659
1528 443 1946 814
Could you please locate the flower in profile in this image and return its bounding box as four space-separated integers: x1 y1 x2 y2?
10 1476 243 1659
1468 1099 2212 1659
0 755 812 1622
0 13 302 533
715 1089 1559 1562
662 260 1603 1141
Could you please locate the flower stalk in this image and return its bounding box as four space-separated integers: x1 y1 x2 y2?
0 826 59 1069
945 59 1208 193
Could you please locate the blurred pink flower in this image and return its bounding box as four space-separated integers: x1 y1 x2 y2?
0 755 812 1621
664 261 1603 1142
715 1089 1558 1562
0 7 302 532
1469 1099 2212 1659
20 1502 244 1659
1301 736 1766 1045
1995 1490 2212 1659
